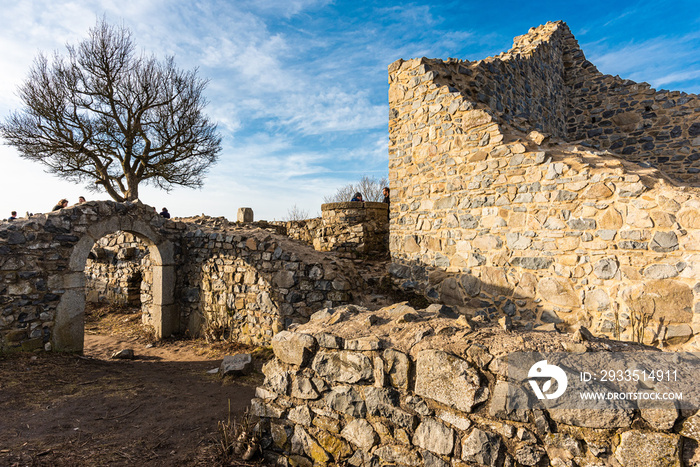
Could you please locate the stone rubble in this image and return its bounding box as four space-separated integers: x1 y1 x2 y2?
249 304 694 466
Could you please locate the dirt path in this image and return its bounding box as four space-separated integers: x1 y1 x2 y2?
0 329 262 466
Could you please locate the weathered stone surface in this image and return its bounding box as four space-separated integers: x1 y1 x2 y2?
639 398 678 431
292 425 330 464
664 324 693 344
270 422 290 449
489 381 529 422
340 419 377 452
536 277 579 307
249 398 286 418
461 428 502 466
374 445 422 466
515 444 545 466
288 405 313 426
325 386 366 417
312 350 373 383
413 418 455 455
548 408 633 428
644 280 693 322
614 431 681 467
650 231 679 252
593 257 618 279
315 430 353 460
415 349 484 413
263 359 290 395
220 353 253 376
383 349 410 390
680 411 700 441
290 376 320 399
584 288 610 311
643 264 679 279
272 331 317 366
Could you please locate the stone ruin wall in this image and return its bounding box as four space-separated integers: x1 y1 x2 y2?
388 21 700 349
174 226 363 346
0 202 364 351
558 31 700 182
277 202 389 258
249 304 700 466
77 206 387 346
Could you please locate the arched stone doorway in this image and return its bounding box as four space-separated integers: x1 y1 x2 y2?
0 201 179 353
53 214 177 352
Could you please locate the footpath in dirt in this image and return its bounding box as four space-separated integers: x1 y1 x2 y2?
0 307 266 466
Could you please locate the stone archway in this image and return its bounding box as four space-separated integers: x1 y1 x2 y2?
53 214 177 352
0 201 179 353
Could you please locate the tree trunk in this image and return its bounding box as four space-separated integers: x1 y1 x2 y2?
125 176 139 201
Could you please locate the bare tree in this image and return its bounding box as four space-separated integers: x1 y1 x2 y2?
284 204 310 221
0 19 221 203
323 175 388 203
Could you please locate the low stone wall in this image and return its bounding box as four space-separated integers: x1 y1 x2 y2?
315 202 389 257
175 226 364 345
278 218 323 246
250 305 699 466
0 202 367 352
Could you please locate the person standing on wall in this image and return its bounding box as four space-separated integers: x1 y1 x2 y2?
160 207 170 218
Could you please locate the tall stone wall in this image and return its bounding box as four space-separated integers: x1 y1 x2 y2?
250 304 698 466
560 29 700 182
388 21 700 349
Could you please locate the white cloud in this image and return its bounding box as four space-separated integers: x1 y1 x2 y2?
585 33 700 93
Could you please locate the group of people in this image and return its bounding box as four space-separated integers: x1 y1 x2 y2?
6 198 172 222
52 196 86 211
47 197 171 219
10 187 386 222
351 187 390 204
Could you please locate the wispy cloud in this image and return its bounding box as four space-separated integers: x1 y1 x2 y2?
584 31 700 92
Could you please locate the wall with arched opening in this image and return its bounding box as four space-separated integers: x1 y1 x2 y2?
0 201 177 352
0 201 365 352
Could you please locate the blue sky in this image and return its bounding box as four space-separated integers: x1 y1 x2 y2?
1 0 699 221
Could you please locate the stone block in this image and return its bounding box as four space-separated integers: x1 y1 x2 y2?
461 428 502 466
614 431 680 467
272 331 317 366
340 419 377 452
220 353 253 376
312 350 373 383
415 349 484 413
413 418 455 455
237 207 254 223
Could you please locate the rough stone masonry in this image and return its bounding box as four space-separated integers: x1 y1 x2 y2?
247 20 700 466
388 20 700 350
0 202 365 351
